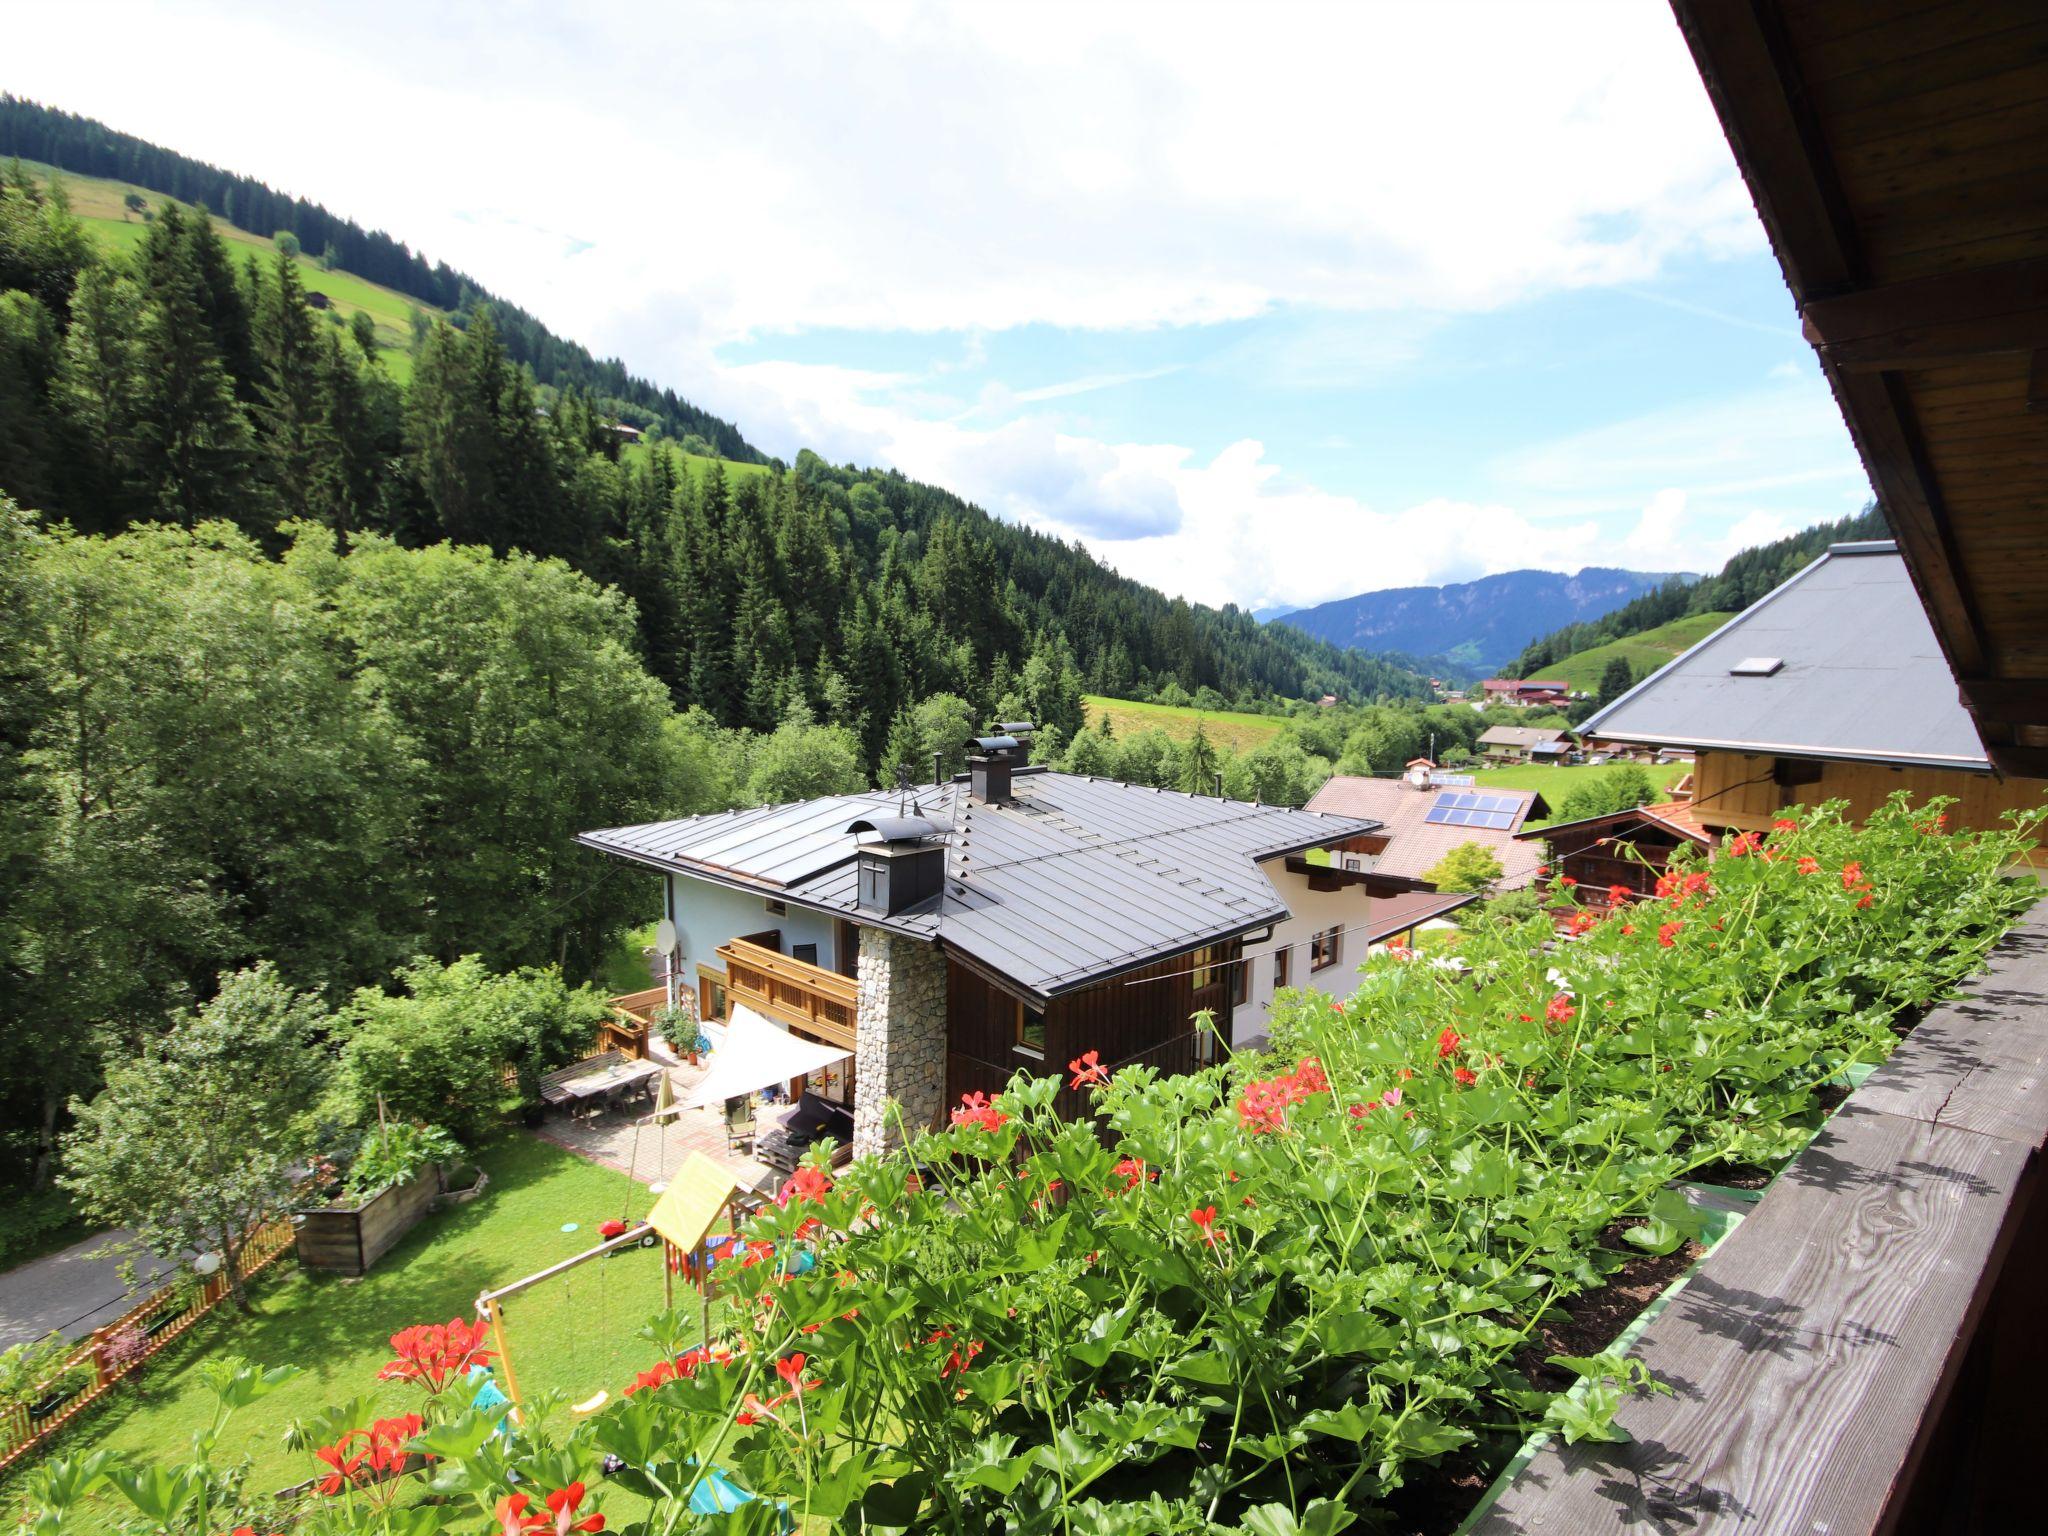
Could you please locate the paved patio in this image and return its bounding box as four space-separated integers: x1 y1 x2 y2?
533 1055 784 1199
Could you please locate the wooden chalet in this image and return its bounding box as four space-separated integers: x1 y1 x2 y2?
1470 4 2048 1531
1515 799 1713 906
1577 539 2048 862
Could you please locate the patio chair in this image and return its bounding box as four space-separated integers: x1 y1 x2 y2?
724 1094 756 1153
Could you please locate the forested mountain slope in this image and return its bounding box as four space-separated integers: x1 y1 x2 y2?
1277 566 1686 670
0 95 764 458
0 160 1427 779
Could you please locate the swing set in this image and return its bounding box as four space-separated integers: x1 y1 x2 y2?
474 1086 755 1420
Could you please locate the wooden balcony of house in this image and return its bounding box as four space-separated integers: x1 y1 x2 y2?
715 937 857 1049
598 985 670 1059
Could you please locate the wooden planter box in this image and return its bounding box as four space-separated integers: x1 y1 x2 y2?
294 1166 443 1276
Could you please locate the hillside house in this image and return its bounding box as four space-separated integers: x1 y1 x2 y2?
1480 679 1568 707
1476 724 1570 764
578 735 1379 1154
1576 541 2047 861
1304 772 1548 891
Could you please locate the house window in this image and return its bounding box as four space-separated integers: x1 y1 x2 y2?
1310 927 1341 972
1189 945 1217 991
698 968 729 1023
1231 954 1249 1008
792 942 818 966
765 898 788 917
1007 996 1047 1058
1273 946 1291 990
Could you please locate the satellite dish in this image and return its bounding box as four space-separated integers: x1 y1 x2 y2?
192 1252 222 1276
655 919 679 956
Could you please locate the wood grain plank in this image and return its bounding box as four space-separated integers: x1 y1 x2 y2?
1853 905 2048 1149
1470 1103 2031 1534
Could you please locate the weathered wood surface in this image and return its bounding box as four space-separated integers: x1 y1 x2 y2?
1853 911 2048 1147
1469 903 2048 1534
294 1169 439 1277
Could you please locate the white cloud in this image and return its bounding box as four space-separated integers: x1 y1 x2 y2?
10 0 1756 359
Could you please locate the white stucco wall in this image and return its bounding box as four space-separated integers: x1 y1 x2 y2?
665 872 845 992
1230 861 1378 1049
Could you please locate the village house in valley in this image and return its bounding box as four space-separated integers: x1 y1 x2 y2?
1570 540 2048 861
1304 766 1548 892
577 732 1390 1153
1475 723 1571 765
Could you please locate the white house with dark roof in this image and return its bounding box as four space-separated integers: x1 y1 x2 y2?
578 734 1383 1153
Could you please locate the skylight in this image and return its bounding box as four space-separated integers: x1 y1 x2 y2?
1729 657 1784 676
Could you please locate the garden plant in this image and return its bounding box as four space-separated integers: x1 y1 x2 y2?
21 796 2040 1535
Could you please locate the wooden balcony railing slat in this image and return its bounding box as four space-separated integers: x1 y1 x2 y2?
1469 904 2048 1535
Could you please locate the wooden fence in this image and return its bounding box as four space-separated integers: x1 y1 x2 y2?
0 1216 297 1478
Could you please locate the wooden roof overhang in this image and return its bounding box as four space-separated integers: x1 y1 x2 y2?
1670 0 2048 776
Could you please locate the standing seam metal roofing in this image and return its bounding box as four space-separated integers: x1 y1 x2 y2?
576 770 1377 997
1575 542 1992 772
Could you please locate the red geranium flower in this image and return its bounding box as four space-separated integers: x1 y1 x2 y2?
1452 1066 1478 1087
1545 993 1576 1026
544 1484 605 1536
1435 1027 1461 1059
378 1317 495 1394
1110 1156 1152 1193
313 1432 368 1496
1188 1206 1221 1246
949 1091 1009 1133
940 1340 984 1378
1771 817 1798 832
497 1494 548 1536
1658 921 1683 948
1067 1049 1110 1090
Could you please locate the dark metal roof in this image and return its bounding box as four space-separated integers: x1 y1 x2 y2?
1576 542 1993 773
578 770 1377 998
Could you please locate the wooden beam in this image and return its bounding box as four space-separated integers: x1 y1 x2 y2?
1957 677 2048 719
1828 370 1991 680
2030 349 2048 413
1985 742 2048 779
1667 0 1863 299
1803 257 2048 347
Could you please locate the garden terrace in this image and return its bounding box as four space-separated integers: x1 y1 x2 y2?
1472 901 2048 1533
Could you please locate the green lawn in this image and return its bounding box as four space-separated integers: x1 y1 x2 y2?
1469 759 1688 825
597 922 658 996
8 1137 709 1527
1082 695 1287 754
21 161 438 385
1545 612 1733 693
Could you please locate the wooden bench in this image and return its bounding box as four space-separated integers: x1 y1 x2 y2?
1469 904 2048 1535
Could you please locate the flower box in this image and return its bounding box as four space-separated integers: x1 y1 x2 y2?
293 1166 443 1277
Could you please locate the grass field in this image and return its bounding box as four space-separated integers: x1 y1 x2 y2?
1469 759 1688 825
1082 695 1287 753
20 161 440 385
1545 612 1733 694
620 439 778 486
7 1137 713 1529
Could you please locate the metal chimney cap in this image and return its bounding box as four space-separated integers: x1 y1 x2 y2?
845 814 941 843
966 735 1021 755
994 721 1036 737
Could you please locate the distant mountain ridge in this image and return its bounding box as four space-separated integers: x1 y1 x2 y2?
1272 568 1692 671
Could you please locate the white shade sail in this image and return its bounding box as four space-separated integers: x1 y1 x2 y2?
681 1003 853 1110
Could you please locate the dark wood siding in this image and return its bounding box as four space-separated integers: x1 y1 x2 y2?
945 939 1238 1116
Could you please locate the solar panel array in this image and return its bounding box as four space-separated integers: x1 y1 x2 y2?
1424 791 1521 830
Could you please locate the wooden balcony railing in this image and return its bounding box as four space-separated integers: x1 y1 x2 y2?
716 937 858 1049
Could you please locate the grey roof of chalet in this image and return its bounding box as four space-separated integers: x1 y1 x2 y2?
1577 541 1990 771
578 769 1377 999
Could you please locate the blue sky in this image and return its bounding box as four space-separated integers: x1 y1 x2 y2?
11 0 1874 612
